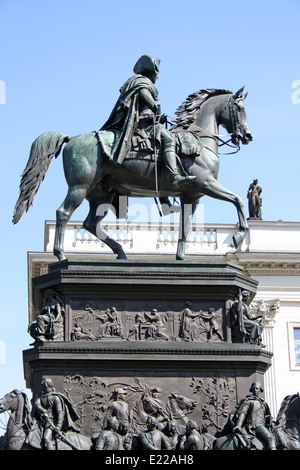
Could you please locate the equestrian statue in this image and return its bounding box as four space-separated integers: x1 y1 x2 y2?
12 54 253 261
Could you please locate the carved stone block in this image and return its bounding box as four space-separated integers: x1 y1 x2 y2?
23 259 271 442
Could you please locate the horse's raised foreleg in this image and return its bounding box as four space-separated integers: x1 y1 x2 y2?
176 200 199 260
202 177 249 249
83 196 127 259
54 185 88 260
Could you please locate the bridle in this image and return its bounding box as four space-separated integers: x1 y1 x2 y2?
167 95 244 155
193 96 243 154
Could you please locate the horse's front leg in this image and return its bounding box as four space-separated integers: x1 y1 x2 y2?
176 200 199 260
202 177 249 249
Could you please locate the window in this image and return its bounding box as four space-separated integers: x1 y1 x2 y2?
294 328 300 365
288 323 300 370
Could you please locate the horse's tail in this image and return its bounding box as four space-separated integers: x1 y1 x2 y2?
12 131 70 224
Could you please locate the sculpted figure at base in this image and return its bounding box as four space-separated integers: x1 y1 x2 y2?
199 308 224 341
230 290 265 346
179 420 210 450
95 306 124 338
127 311 146 340
232 382 276 450
106 307 124 338
178 302 200 341
144 309 169 341
71 322 97 341
28 290 64 343
95 417 124 450
141 386 168 427
138 416 172 450
161 420 181 449
104 387 133 430
30 378 80 450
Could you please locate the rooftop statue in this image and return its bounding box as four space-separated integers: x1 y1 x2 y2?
247 178 262 219
13 54 253 261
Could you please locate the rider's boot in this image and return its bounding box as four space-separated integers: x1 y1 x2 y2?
266 437 277 450
163 150 196 189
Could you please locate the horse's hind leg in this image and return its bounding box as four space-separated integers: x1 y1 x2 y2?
54 185 88 260
83 195 127 260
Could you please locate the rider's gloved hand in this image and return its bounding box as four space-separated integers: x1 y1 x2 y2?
160 114 168 125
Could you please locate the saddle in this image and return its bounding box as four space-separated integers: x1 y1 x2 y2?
127 129 202 162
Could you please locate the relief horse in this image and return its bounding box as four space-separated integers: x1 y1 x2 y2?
273 393 300 450
0 389 92 450
131 390 198 434
0 390 32 450
165 392 197 429
13 87 252 261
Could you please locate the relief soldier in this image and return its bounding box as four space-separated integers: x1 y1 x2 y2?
232 381 276 450
95 416 124 450
30 378 80 450
138 416 172 450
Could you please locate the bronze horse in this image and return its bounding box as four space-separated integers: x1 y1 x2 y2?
13 87 252 261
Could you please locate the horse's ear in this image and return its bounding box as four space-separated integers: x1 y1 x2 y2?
233 86 245 99
244 92 248 99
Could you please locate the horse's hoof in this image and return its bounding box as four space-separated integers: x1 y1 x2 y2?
53 249 66 261
116 251 127 260
232 232 244 249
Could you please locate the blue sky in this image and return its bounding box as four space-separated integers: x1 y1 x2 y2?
0 0 300 408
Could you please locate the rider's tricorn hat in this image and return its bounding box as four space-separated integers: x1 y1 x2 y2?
133 55 160 75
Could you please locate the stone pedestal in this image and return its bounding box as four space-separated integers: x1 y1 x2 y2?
23 259 272 440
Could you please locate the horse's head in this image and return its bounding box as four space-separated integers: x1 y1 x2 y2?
219 86 253 146
0 390 21 413
169 392 197 412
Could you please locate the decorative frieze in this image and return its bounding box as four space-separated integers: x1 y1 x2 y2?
69 300 225 344
62 374 237 441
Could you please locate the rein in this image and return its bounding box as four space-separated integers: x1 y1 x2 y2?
166 94 241 156
187 124 240 155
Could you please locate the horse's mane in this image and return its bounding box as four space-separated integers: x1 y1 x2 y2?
276 393 300 426
170 88 232 131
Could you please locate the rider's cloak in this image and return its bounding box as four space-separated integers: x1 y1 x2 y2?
98 74 159 166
